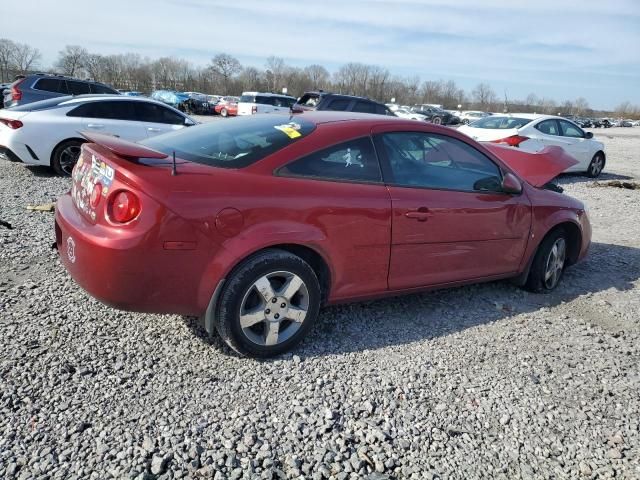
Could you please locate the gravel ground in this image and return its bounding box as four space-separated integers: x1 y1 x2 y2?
1 126 639 479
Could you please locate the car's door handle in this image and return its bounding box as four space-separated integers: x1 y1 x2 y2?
405 207 432 221
87 124 104 129
147 127 161 132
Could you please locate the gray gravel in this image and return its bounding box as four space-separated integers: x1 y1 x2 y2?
1 127 639 479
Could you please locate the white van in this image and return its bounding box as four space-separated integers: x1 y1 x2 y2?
237 92 297 115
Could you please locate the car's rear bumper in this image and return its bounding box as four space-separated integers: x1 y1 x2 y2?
0 146 23 162
55 193 210 316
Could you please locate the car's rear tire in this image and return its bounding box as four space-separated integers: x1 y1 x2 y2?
221 108 228 117
432 117 442 125
586 152 605 178
52 139 84 176
525 229 568 293
215 249 321 357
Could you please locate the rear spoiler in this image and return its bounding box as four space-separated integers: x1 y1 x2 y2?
484 144 579 187
79 131 168 159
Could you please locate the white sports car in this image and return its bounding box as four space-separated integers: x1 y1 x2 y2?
0 95 196 175
458 114 606 177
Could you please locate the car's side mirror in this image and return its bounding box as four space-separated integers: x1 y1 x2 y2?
184 118 196 126
290 106 304 113
585 131 593 139
502 172 522 194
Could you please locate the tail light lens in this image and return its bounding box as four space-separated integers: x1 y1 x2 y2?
108 190 140 223
491 135 529 147
11 79 25 101
251 105 257 114
0 118 23 129
89 183 103 209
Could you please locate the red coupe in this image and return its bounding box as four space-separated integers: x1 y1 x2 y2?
55 112 591 357
214 97 239 117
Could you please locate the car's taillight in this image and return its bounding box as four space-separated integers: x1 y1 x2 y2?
491 135 529 147
251 105 257 114
108 190 140 223
90 183 103 209
11 78 24 101
0 118 23 129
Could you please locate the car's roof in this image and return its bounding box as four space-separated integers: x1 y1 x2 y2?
291 110 410 125
241 91 295 98
8 94 185 112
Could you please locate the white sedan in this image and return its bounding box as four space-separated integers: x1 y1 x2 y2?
458 114 606 177
393 107 428 121
0 95 196 175
459 110 489 125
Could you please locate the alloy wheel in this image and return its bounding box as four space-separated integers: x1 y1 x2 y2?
590 155 604 176
544 238 566 289
59 145 82 176
239 271 309 347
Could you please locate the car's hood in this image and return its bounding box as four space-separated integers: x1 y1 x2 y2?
484 144 579 187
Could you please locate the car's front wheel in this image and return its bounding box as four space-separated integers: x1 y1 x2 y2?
52 139 84 176
525 229 568 293
220 107 228 117
432 117 442 125
216 249 321 357
586 152 605 178
463 119 470 125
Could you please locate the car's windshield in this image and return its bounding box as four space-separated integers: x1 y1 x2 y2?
141 115 315 168
469 116 533 129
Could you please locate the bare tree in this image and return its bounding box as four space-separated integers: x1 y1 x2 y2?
303 64 330 90
209 53 242 92
0 38 17 82
11 42 41 74
265 56 287 92
573 97 590 116
56 45 88 77
471 83 497 111
615 101 632 117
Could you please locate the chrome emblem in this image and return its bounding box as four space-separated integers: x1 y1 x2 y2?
67 236 76 264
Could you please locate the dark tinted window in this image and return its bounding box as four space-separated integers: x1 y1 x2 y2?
376 104 396 116
326 98 351 111
135 103 185 125
280 137 381 183
67 81 90 95
535 119 559 135
470 116 532 129
255 95 275 106
142 116 315 169
558 120 585 138
91 83 118 94
352 101 377 114
66 101 136 120
378 132 502 192
34 78 69 94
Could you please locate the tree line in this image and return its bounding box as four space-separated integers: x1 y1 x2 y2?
1 38 638 118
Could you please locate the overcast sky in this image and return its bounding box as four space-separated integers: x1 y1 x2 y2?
4 0 639 109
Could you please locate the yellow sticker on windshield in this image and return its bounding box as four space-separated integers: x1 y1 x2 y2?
274 123 302 139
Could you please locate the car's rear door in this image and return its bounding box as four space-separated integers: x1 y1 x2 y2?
557 119 592 167
68 100 148 141
373 126 531 290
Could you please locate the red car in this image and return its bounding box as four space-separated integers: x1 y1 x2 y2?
55 113 591 357
214 97 238 117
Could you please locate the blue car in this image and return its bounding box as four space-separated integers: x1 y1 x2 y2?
150 90 190 108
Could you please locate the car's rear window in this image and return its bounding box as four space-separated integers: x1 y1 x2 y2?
240 95 256 103
141 115 315 168
470 116 532 129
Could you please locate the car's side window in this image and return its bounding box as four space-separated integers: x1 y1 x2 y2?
559 120 585 138
279 137 382 183
326 99 351 111
67 81 91 95
35 78 69 94
535 119 560 136
68 101 136 120
377 132 503 193
91 83 117 94
352 101 376 114
134 103 184 124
